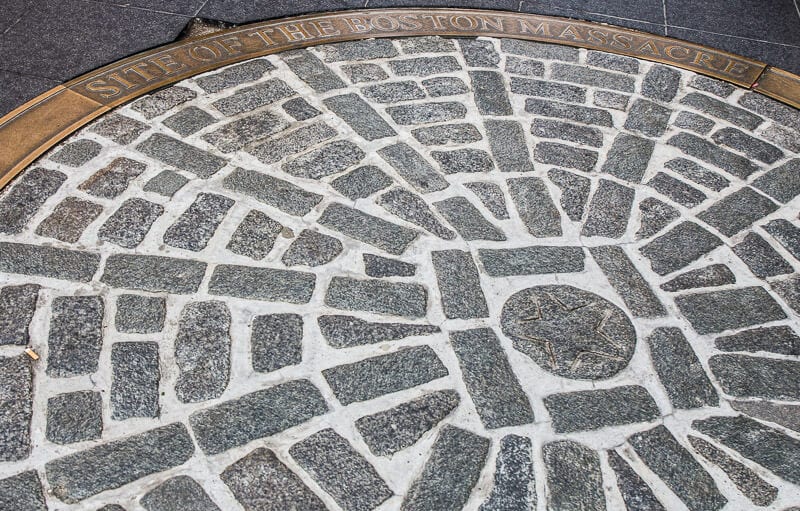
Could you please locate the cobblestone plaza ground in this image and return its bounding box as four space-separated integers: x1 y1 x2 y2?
0 30 799 510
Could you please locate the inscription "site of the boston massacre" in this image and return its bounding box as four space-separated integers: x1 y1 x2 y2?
74 9 763 103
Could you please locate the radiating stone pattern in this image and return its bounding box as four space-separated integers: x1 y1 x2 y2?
0 36 798 510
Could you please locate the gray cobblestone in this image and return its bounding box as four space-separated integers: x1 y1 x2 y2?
163 106 216 136
548 168 590 222
0 241 99 281
422 76 468 96
479 246 584 276
607 451 665 511
379 187 455 239
543 441 605 511
587 51 639 73
399 36 455 53
111 341 160 419
552 62 635 92
363 253 416 277
435 197 505 240
318 315 438 349
325 276 427 317
98 198 164 248
330 165 393 199
480 435 536 511
507 176 562 237
203 110 288 153
636 198 677 241
0 471 46 511
625 99 671 137
283 140 364 179
641 65 680 102
132 86 196 119
647 327 718 409
763 219 800 261
458 39 500 67
321 39 397 61
505 55 544 76
698 187 778 237
545 385 659 433
0 284 38 345
470 70 511 115
716 325 800 355
601 134 654 183
100 253 206 293
512 77 586 103
675 286 786 334
196 59 274 93
730 400 800 433
664 158 729 191
582 180 635 238
282 49 346 92
525 97 612 126
501 38 578 61
484 119 535 173
464 181 509 219
531 118 603 147
36 196 103 242
640 221 722 275
0 356 32 461
143 170 187 197
164 193 233 251
648 172 707 209
137 133 226 178
223 167 322 216
115 294 165 333
673 110 714 134
0 167 66 234
738 92 800 131
90 113 148 144
208 264 315 303
282 229 342 267
752 159 800 203
342 63 388 83
389 56 461 76
590 245 666 317
175 301 231 403
50 139 102 166
668 132 759 179
378 143 449 192
733 232 793 278
681 92 763 130
710 354 800 400
324 93 397 140
281 97 321 120
535 141 598 171
212 78 295 116
362 80 425 102
413 123 482 145
47 296 103 378
593 90 629 110
387 101 467 125
141 476 220 511
318 202 418 255
251 313 302 372
689 75 735 97
712 127 783 164
661 264 736 292
431 250 489 319
323 345 447 405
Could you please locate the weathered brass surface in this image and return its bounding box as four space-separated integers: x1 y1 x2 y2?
0 8 797 190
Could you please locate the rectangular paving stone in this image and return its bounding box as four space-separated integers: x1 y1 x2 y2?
629 425 727 511
501 38 579 61
423 76 468 96
195 58 274 93
111 342 160 420
733 232 793 278
431 149 493 175
318 315 438 349
364 254 416 277
434 197 504 241
544 385 659 433
668 132 759 179
115 294 165 334
625 99 671 137
378 142 449 193
331 165 393 200
137 133 226 178
647 327 718 409
401 425 490 511
0 470 47 511
469 70 512 115
35 197 102 243
582 179 635 238
282 97 321 120
601 134 654 183
534 142 598 172
0 284 39 345
131 86 196 119
665 158 729 192
0 356 32 461
282 49 345 92
141 475 221 511
484 119 535 173
458 38 499 67
190 379 328 455
591 246 666 317
709 354 800 400
548 168 590 221
451 328 534 429
79 157 146 199
752 159 800 204
697 187 778 237
0 167 65 234
763 219 800 262
542 441 605 511
211 78 296 116
675 286 786 334
505 55 545 76
325 276 427 318
89 113 148 144
323 93 396 141
552 62 635 92
355 390 459 456
324 346 447 405
163 193 234 251
399 36 455 53
431 250 488 319
715 325 800 355
681 92 763 130
283 140 365 179
50 139 102 167
47 296 104 378
223 167 322 216
208 264 315 303
248 121 337 164
318 203 418 255
321 38 397 62
640 221 723 275
647 172 707 208
252 313 302 373
465 182 510 219
98 198 164 249
712 127 783 164
202 111 289 153
221 448 326 511
693 415 800 486
674 110 714 134
389 55 461 76
386 102 467 125
607 451 666 511
362 81 425 103
174 302 231 403
773 274 800 314
413 123 482 146
587 51 639 73
45 423 194 503
0 242 99 282
689 75 735 97
511 77 586 103
525 98 612 126
507 177 562 237
143 169 188 197
101 254 207 293
482 435 537 511
594 90 630 110
531 118 603 147
290 429 393 511
738 91 800 130
479 246 584 276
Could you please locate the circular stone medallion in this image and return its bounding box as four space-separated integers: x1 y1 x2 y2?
501 285 636 380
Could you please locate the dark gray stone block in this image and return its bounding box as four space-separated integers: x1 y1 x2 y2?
0 356 32 461
699 187 778 237
464 182 509 219
629 425 726 511
636 198 679 239
98 198 164 249
582 180 635 238
752 159 800 203
221 448 326 511
607 451 665 511
89 113 148 145
710 354 800 400
641 65 681 102
290 429 393 511
196 58 274 93
734 232 793 278
50 139 102 166
400 36 455 53
601 134 654 183
548 168 590 222
0 242 99 282
479 246 584 276
315 39 392 65
0 167 66 234
712 127 783 164
282 229 342 267
143 170 188 197
323 346 447 405
189 379 328 455
763 219 800 262
469 70 511 115
252 314 302 373
282 140 364 179
545 385 660 433
387 101 467 125
323 93 396 140
45 423 194 503
78 157 146 199
163 106 216 136
738 92 800 131
590 245 666 317
208 265 315 303
716 325 800 355
413 123 482 145
330 165 393 200
681 92 763 130
362 81 425 103
378 187 454 239
674 111 715 134
431 148 493 174
458 39 500 67
203 111 289 153
552 62 635 92
532 118 603 147
513 78 587 103
661 264 736 292
389 56 461 76
431 250 489 319
281 97 321 120
0 284 39 345
422 76 469 96
543 441 606 511
101 254 206 294
132 87 196 119
501 38 579 61
625 99 671 137
647 172 707 208
47 391 103 444
525 97 611 126
664 158 729 192
0 471 47 511
355 390 459 456
435 197 505 241
675 286 786 334
212 78 295 116
534 142 598 171
137 133 226 178
647 327 718 409
342 63 389 83
141 475 220 511
451 328 534 428
36 196 103 242
507 177 562 237
689 75 735 97
593 90 630 110
111 342 160 420
378 143 449 193
402 426 490 511
730 400 800 433
325 276 427 318
480 435 536 511
587 51 639 73
318 203 418 255
505 55 545 76
174 301 231 403
47 296 104 378
640 221 722 275
484 119 535 173
115 294 165 334
164 193 233 251
363 254 416 277
223 167 322 216
668 132 759 179
318 315 438 349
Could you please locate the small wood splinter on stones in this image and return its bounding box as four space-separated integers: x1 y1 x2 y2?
25 348 40 360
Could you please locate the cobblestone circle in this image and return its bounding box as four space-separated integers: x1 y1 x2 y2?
1 36 799 510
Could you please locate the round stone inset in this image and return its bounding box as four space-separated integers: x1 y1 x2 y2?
501 285 636 380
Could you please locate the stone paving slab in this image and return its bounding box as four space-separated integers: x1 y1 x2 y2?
0 35 799 511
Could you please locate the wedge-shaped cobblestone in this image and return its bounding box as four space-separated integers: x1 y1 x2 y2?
175 301 231 403
698 187 778 237
507 177 562 237
318 315 439 349
196 58 274 92
45 423 194 503
208 265 315 303
290 429 393 511
710 354 800 400
451 328 534 428
325 276 427 317
283 140 364 179
47 296 103 378
481 435 536 511
733 232 793 278
668 132 759 179
647 172 706 208
548 168 590 221
282 229 342 267
0 284 39 345
525 98 612 126
715 325 800 354
378 143 449 193
318 203 418 255
355 390 459 456
479 246 584 276
223 167 322 216
465 182 509 219
282 49 345 92
0 242 100 281
211 78 295 116
545 385 659 433
664 158 729 192
582 180 635 238
0 356 33 461
625 99 671 137
323 93 396 140
137 133 226 178
640 221 722 275
763 218 800 261
459 39 499 67
221 448 326 511
190 379 328 455
252 313 302 372
435 197 505 241
712 127 783 164
543 441 605 511
432 250 488 319
249 121 337 164
323 346 447 405
364 253 416 277
484 119 535 173
607 451 665 511
282 97 320 120
101 254 206 293
98 198 164 248
46 390 102 445
647 327 718 409
731 400 800 433
0 471 47 511
681 92 763 130
111 341 160 419
636 198 677 240
79 157 146 198
629 425 726 511
591 246 665 317
0 167 65 234
752 159 800 203
132 86 195 118
36 196 103 242
402 426 490 511
90 113 148 144
675 286 786 334
164 193 233 251
141 476 221 511
203 110 289 152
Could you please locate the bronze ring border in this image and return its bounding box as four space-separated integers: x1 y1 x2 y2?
1 7 798 190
